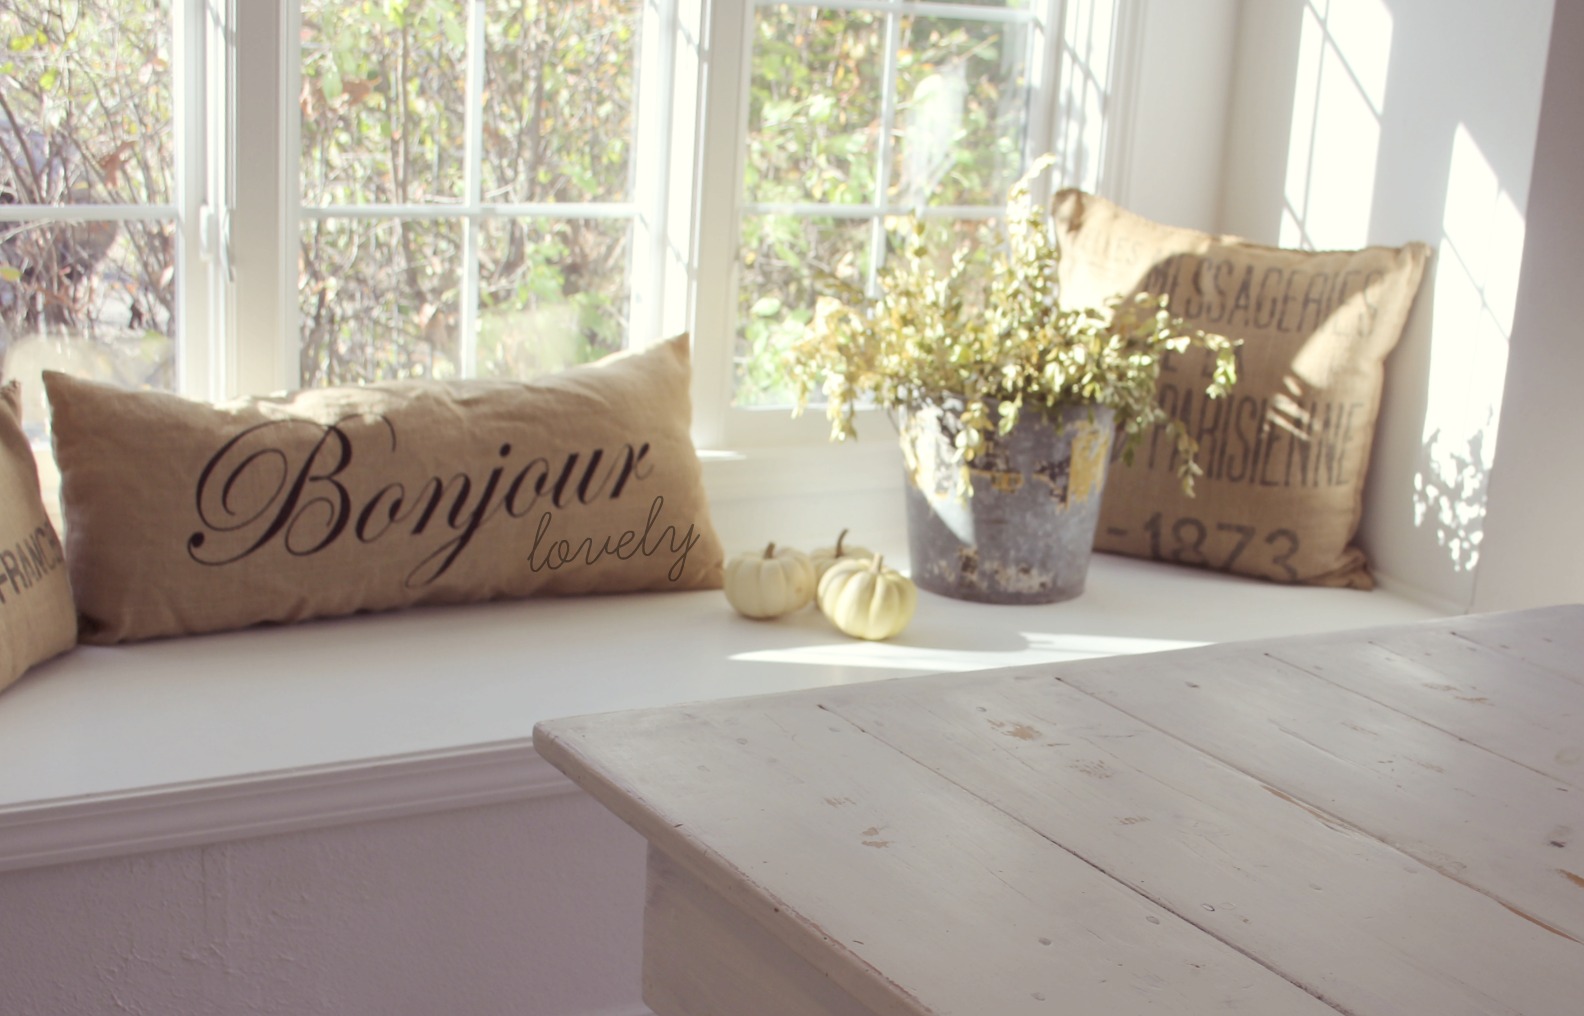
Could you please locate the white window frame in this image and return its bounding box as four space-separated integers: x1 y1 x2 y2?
73 0 1140 456
689 0 1073 449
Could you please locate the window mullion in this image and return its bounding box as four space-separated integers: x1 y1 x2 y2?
175 0 214 400
686 0 754 448
864 9 904 299
758 0 1030 26
0 205 181 222
223 0 293 398
459 0 486 378
275 0 301 393
299 203 640 220
631 0 678 349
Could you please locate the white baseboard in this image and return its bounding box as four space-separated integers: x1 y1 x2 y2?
0 738 573 873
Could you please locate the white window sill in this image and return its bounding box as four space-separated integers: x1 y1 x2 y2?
0 552 1442 874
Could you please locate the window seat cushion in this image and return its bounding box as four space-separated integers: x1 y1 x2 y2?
0 553 1439 873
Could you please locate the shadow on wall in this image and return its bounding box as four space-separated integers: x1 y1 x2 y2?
1413 426 1491 576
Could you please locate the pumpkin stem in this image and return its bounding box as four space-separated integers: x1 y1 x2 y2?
835 528 849 555
871 554 885 572
764 541 777 558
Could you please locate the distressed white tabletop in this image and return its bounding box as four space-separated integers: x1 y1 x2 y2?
534 605 1584 1016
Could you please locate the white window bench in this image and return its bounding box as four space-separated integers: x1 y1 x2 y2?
0 549 1439 875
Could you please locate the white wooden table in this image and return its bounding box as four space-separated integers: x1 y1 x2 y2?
534 606 1584 1015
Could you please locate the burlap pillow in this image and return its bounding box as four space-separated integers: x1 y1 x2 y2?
0 381 76 688
47 334 724 644
1052 190 1430 588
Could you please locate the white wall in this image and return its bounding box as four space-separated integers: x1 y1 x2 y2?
0 792 649 1016
1217 0 1555 608
1473 0 1584 611
1112 0 1240 232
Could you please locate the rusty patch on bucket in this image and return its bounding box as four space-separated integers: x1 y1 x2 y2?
1068 421 1112 504
986 470 1024 494
1032 458 1070 503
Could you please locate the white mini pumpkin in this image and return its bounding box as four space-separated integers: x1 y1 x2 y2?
724 542 816 619
809 528 876 582
817 555 918 641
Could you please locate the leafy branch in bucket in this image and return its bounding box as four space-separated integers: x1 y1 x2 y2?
785 155 1238 497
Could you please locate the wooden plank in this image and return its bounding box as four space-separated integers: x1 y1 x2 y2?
1266 633 1583 788
819 670 1584 1016
1438 605 1584 686
1055 640 1584 943
536 703 1341 1016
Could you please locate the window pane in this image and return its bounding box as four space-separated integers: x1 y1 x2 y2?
891 16 1029 207
735 210 1012 408
300 1 468 206
1 220 177 427
298 217 463 386
0 1 173 207
735 214 874 406
477 217 630 377
0 1 176 415
747 5 885 206
735 3 1037 407
481 0 641 204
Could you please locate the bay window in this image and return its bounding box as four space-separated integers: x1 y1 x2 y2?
1 0 1126 453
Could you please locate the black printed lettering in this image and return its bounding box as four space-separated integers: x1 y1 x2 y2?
186 416 680 587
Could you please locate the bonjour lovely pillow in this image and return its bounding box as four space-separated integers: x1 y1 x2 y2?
1052 190 1431 589
0 381 76 688
46 334 724 644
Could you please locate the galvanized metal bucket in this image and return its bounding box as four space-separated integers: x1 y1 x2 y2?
901 400 1115 604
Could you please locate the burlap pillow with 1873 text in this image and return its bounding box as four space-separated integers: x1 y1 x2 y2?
46 334 724 644
0 381 76 689
1052 190 1430 588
